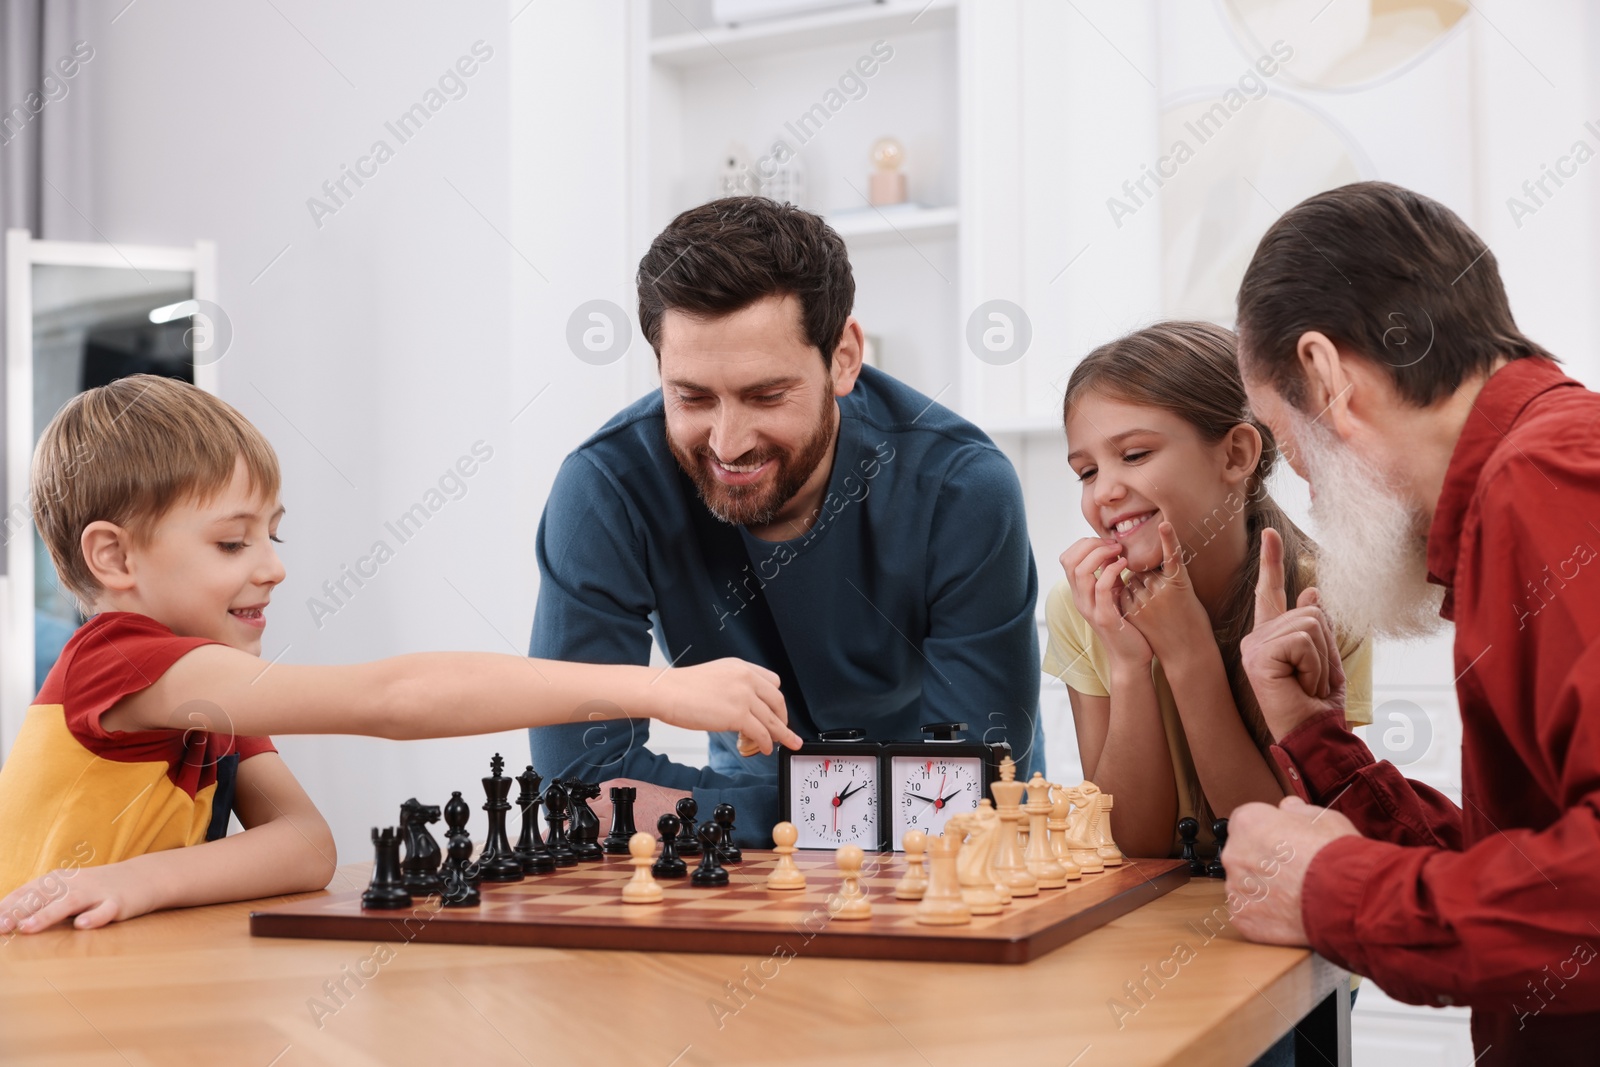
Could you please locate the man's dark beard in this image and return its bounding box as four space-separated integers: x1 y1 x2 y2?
668 395 836 528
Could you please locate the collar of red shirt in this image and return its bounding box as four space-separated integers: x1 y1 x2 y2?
1425 356 1577 600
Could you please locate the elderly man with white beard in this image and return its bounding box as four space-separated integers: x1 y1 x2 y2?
1221 181 1600 1065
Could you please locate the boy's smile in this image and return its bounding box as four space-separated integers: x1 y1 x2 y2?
90 457 285 655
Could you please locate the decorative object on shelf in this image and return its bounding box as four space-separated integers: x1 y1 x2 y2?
711 0 872 28
758 140 806 208
868 136 907 206
717 141 759 199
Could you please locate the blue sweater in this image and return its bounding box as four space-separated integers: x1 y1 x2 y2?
528 365 1044 845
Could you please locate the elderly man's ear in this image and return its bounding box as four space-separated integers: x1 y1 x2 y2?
1293 330 1389 441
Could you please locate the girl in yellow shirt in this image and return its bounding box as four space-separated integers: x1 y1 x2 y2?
1046 322 1371 859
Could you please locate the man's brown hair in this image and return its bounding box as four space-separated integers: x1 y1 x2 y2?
636 196 855 368
1236 181 1550 409
31 374 281 611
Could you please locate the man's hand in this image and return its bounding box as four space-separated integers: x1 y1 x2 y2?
592 778 693 838
1121 522 1214 662
1240 528 1347 740
648 658 801 754
1226 795 1361 946
0 862 153 934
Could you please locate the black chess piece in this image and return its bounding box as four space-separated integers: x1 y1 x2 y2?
514 766 555 875
1177 817 1206 877
691 822 729 887
362 827 413 910
565 780 605 862
1207 817 1229 879
652 813 688 879
440 830 481 907
477 754 525 883
674 796 702 856
443 789 482 888
603 786 638 855
399 797 445 897
543 781 578 867
713 802 742 864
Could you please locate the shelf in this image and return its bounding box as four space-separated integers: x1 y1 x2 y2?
650 0 957 68
826 203 957 244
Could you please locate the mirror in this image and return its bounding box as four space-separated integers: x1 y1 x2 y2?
3 232 217 758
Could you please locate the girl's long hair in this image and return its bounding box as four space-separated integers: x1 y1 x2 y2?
1062 321 1314 750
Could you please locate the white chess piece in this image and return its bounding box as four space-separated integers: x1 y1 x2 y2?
621 832 663 904
830 845 872 920
767 822 806 891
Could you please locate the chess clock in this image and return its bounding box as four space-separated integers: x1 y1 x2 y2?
884 723 1009 852
778 729 886 852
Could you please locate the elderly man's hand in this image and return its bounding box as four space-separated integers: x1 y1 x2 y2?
1226 795 1361 946
1241 528 1348 741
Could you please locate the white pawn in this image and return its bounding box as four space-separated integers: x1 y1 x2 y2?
621 832 663 904
830 845 872 920
767 821 806 891
894 830 929 900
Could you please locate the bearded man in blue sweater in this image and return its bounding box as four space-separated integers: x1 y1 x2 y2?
529 197 1044 845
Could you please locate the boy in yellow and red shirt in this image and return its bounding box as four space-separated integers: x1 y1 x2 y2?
0 374 797 932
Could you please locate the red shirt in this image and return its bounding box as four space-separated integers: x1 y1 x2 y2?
1270 357 1600 1064
0 612 277 894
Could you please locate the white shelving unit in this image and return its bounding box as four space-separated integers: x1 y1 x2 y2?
648 0 957 67
627 0 982 415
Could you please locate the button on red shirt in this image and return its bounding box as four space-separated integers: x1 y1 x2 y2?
1267 357 1600 1064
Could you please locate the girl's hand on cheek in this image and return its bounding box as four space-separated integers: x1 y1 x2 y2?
1061 538 1151 669
1120 522 1211 660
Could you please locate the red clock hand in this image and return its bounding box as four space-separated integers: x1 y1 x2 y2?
933 773 948 811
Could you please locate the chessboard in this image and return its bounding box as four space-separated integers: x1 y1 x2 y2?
250 851 1188 964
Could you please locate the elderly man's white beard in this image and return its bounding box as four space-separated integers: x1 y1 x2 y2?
1285 409 1446 640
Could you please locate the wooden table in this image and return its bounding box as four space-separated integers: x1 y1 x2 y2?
0 864 1350 1066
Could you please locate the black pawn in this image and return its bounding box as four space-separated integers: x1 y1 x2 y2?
399 798 445 897
514 766 555 875
1177 817 1206 877
713 803 742 864
362 827 412 910
443 789 481 889
1207 818 1229 879
691 822 729 887
440 831 481 907
478 754 525 883
652 813 688 879
565 780 605 862
603 786 638 855
544 782 578 867
674 796 701 856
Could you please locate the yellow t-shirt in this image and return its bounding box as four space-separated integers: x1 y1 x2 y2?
1041 578 1372 858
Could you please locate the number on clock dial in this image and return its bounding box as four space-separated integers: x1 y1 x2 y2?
791 755 878 849
892 756 981 842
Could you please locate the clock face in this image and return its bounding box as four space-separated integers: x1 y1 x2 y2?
788 753 880 849
889 755 983 848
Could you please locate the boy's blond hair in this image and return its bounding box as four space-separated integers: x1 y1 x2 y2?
31 374 281 611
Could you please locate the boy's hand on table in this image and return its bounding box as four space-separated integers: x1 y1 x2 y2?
648 658 800 754
0 862 154 934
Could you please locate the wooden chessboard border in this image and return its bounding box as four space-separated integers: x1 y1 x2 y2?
250 853 1190 964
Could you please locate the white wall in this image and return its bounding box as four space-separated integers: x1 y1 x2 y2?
75 0 570 864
